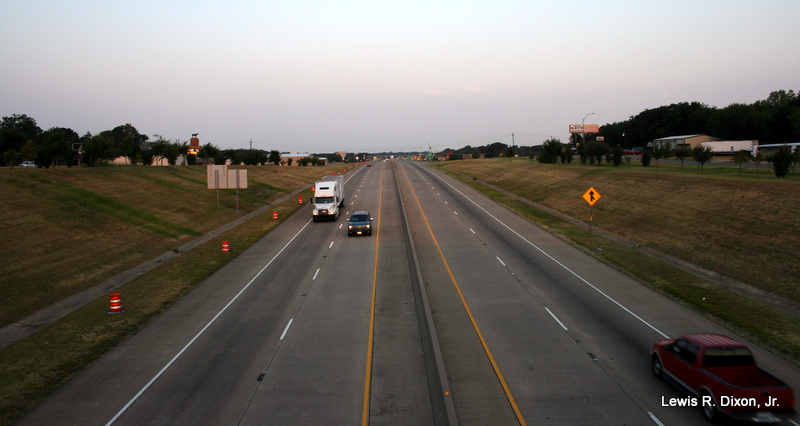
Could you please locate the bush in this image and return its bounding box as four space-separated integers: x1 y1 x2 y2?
641 150 652 167
769 145 793 178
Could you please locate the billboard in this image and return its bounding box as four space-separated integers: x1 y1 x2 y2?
569 124 600 133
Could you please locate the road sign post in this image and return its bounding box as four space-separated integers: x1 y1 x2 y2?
582 187 601 233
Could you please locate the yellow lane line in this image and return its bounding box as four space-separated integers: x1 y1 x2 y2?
362 164 383 425
400 163 527 426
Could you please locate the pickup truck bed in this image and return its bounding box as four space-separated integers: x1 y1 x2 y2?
706 366 785 388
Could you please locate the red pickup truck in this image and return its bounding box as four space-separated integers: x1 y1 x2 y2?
651 334 794 423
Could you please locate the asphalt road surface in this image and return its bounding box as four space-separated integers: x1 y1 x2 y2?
18 160 800 425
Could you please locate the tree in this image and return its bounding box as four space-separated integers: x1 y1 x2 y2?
148 136 170 166
585 141 608 165
674 147 691 169
242 149 267 165
269 150 282 166
641 150 652 167
707 103 768 140
110 124 148 164
754 90 800 142
789 107 800 138
562 146 574 164
38 127 79 168
163 141 184 166
577 142 588 164
537 138 563 164
691 145 714 174
611 145 624 167
767 145 793 178
732 150 750 176
0 114 42 154
792 149 800 175
653 143 672 171
3 149 19 168
752 152 765 177
484 142 507 158
81 133 115 166
198 143 219 161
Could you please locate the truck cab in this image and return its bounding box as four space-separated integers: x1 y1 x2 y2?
312 175 344 222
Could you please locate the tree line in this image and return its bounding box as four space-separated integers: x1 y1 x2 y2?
0 115 345 168
597 90 800 149
439 90 800 177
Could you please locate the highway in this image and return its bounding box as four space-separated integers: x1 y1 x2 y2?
18 160 800 425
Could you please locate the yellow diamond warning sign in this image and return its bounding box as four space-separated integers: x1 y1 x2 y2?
582 187 601 206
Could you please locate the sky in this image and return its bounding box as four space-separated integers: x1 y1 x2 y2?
1 1 798 153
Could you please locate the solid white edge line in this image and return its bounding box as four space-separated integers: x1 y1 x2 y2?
648 412 664 426
430 169 670 340
106 219 313 426
280 318 293 340
544 307 568 331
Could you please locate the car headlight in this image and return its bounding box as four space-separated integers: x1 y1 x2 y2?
348 225 353 229
366 224 370 229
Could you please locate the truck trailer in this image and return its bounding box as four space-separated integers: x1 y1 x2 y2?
312 175 345 222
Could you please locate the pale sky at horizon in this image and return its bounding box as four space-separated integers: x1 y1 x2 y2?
2 1 798 153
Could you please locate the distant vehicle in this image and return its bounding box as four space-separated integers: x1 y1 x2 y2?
346 210 373 236
651 333 794 423
20 161 35 167
312 175 345 222
623 149 642 155
366 163 372 167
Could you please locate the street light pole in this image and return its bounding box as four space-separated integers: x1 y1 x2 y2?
582 112 595 148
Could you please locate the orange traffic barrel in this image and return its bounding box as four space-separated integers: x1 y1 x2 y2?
222 240 230 254
298 194 303 204
107 292 123 314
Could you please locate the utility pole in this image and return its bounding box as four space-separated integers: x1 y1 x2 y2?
510 132 515 163
250 139 253 150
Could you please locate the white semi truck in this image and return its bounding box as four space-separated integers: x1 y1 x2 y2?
312 175 345 222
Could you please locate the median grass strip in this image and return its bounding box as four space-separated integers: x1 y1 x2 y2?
0 191 309 425
432 159 800 365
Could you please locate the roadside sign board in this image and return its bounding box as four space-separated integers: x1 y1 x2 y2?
582 187 601 206
207 165 247 189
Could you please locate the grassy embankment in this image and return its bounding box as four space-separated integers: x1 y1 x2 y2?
0 164 347 424
433 158 800 361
